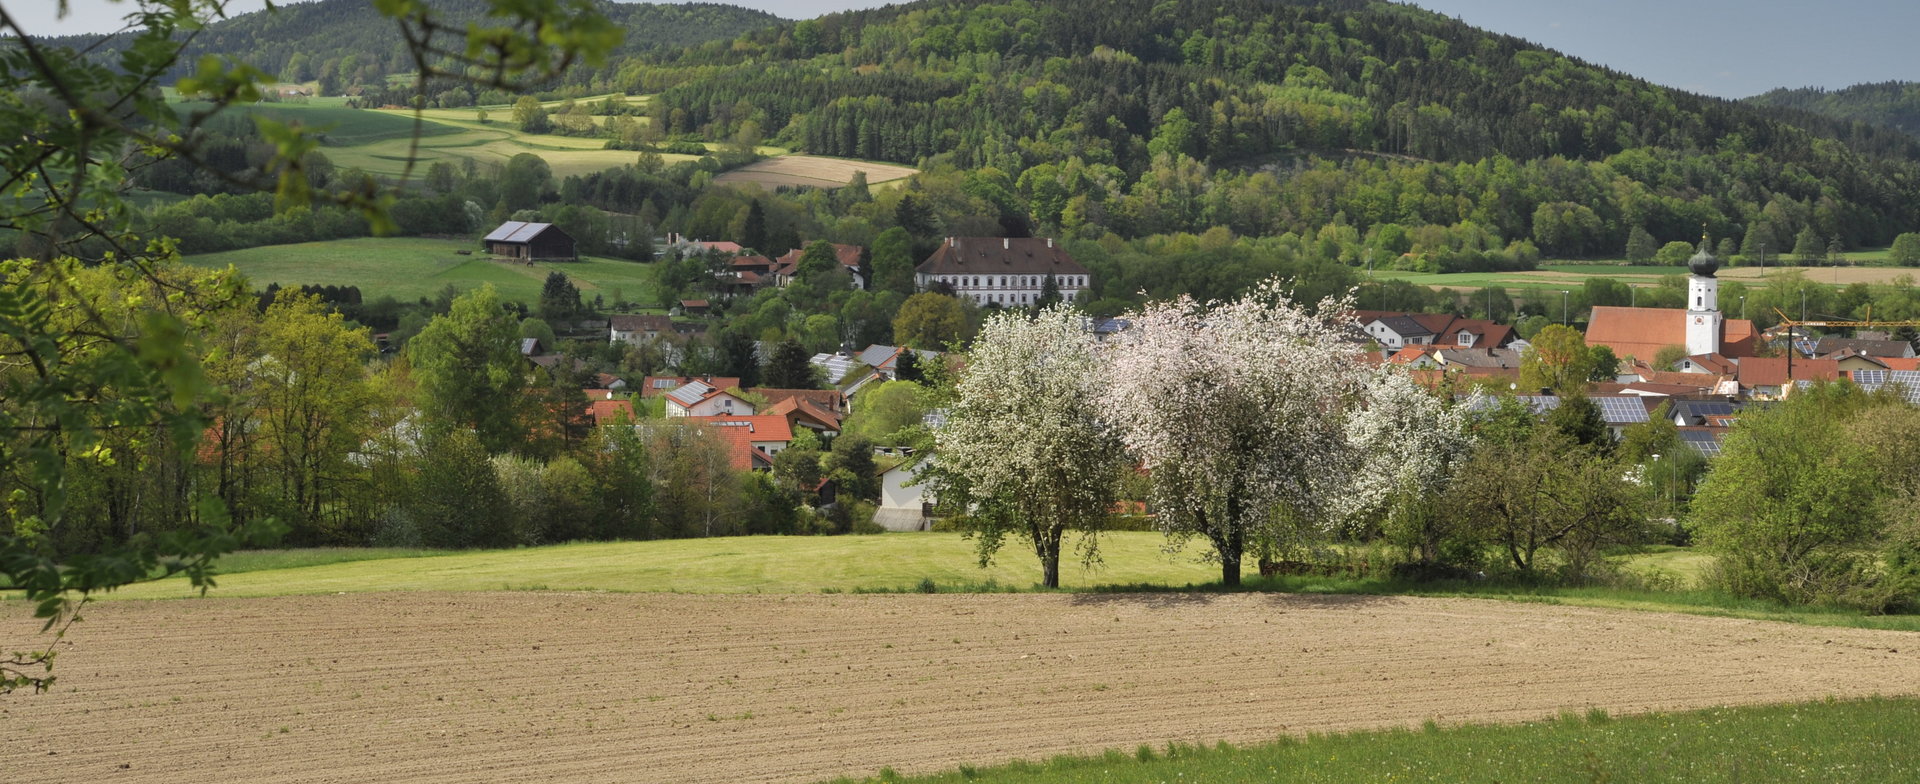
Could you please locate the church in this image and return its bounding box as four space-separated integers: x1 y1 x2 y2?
1585 243 1758 362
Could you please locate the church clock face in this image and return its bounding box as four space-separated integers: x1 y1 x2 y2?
1692 316 1706 325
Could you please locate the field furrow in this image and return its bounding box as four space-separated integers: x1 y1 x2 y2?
5 592 1917 784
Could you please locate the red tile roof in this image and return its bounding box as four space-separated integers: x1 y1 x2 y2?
755 388 847 412
766 397 845 431
693 415 795 471
1586 306 1758 361
775 243 864 269
587 399 634 426
1736 357 1839 389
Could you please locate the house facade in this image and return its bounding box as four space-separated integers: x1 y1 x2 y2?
610 314 675 346
664 380 755 417
914 237 1088 308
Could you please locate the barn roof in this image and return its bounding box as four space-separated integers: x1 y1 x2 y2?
484 221 561 244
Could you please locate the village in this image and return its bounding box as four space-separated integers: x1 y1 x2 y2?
483 217 1920 540
10 1 1920 782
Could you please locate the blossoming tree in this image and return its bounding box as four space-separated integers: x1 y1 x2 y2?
1099 280 1370 586
1343 369 1478 563
935 306 1125 588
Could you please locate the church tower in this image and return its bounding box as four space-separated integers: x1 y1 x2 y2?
1685 238 1722 356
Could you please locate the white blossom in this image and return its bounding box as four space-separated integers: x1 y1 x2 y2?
1097 279 1370 584
934 306 1126 587
1341 369 1478 525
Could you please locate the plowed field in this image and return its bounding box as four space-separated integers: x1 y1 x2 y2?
714 156 918 189
6 592 1917 783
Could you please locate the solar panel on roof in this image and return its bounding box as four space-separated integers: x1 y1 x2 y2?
1681 401 1735 418
1854 370 1889 387
1594 397 1650 424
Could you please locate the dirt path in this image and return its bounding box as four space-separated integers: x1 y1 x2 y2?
5 592 1917 783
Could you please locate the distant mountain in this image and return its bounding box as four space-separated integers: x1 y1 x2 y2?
48 0 783 87
1746 82 1920 137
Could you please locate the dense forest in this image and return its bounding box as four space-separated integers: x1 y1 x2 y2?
1747 82 1920 138
51 0 782 91
598 0 1920 255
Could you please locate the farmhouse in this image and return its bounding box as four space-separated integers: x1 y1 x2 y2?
610 314 675 345
773 243 866 289
915 237 1089 308
483 221 577 261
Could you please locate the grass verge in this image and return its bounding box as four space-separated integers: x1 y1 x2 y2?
827 697 1920 784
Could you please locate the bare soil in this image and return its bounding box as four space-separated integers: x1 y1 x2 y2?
5 592 1917 783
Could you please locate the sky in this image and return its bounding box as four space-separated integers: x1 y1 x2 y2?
13 0 1919 99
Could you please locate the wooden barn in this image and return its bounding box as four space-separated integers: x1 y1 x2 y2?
484 221 577 261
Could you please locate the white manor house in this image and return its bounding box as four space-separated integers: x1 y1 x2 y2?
914 236 1090 307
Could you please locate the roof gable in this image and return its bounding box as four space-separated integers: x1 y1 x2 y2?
915 237 1086 277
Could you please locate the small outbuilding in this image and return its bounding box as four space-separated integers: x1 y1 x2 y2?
484 221 577 261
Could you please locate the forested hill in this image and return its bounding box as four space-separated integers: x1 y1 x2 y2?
615 0 1920 253
1747 82 1920 138
50 0 781 89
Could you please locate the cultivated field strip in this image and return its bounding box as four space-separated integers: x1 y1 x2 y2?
5 593 1917 783
714 155 919 189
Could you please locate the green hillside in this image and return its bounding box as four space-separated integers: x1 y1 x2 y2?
1747 81 1920 137
184 237 657 303
618 0 1920 255
52 0 783 86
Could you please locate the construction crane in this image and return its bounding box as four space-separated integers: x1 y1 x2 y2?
1770 305 1920 331
1768 306 1920 379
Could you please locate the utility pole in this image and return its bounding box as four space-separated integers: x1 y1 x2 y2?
1560 290 1569 326
1365 248 1373 279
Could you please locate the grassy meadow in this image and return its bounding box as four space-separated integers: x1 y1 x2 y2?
830 698 1920 784
93 533 1920 631
1375 250 1912 295
183 236 657 303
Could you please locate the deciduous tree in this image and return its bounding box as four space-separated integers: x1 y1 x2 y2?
1100 280 1368 586
1518 324 1595 395
935 308 1127 587
1344 371 1477 564
408 284 529 453
893 292 969 350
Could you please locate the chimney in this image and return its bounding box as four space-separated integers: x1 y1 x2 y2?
1003 238 1010 250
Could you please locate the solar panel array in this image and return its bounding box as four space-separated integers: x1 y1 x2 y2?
1679 430 1723 458
1851 369 1920 405
1593 396 1650 424
1512 395 1561 415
